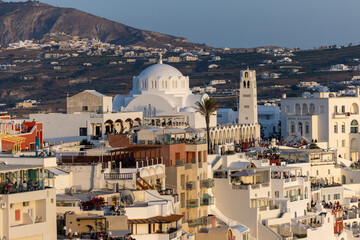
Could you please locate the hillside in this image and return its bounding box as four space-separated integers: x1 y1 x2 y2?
0 1 203 48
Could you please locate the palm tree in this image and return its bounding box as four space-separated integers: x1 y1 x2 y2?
195 97 220 153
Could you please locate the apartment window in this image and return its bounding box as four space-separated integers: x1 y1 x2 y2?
322 195 326 201
82 106 88 111
342 123 346 133
275 191 279 198
328 194 331 201
79 128 87 136
15 209 21 221
328 169 330 174
342 105 345 113
316 170 319 176
334 124 338 133
342 140 346 147
334 194 340 200
23 201 29 207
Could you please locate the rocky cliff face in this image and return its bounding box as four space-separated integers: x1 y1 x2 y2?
0 1 199 48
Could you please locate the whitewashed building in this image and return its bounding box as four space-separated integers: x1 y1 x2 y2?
281 90 360 161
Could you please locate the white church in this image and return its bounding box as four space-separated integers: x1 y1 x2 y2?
113 60 260 147
113 59 216 129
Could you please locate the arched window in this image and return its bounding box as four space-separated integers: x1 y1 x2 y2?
247 81 250 88
245 72 249 78
302 103 308 115
291 122 295 133
243 81 246 88
310 104 315 114
298 122 303 135
295 104 301 115
351 103 359 114
305 122 309 134
351 120 358 133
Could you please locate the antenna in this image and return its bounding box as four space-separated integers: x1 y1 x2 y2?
120 190 135 206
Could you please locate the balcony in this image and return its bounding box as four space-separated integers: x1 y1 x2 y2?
200 194 214 206
232 184 249 190
290 195 304 202
200 179 215 188
186 181 196 190
0 180 45 194
333 112 350 119
290 195 298 202
0 167 50 194
186 199 199 208
104 173 133 180
188 218 202 228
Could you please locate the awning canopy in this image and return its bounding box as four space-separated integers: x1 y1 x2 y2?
0 134 25 143
231 170 259 177
128 214 183 224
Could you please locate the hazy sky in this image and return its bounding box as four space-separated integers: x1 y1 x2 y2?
8 0 360 49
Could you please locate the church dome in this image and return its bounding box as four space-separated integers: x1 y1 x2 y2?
138 63 183 79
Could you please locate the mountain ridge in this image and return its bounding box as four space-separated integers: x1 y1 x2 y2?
0 1 206 48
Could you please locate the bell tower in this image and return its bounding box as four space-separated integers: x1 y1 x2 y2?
238 68 258 124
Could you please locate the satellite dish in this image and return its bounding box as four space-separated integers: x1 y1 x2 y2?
120 190 135 206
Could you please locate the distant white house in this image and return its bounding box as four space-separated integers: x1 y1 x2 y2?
330 64 349 71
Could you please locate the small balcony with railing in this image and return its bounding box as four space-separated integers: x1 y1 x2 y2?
230 170 270 193
200 178 215 188
200 194 214 206
186 199 199 208
188 215 215 228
